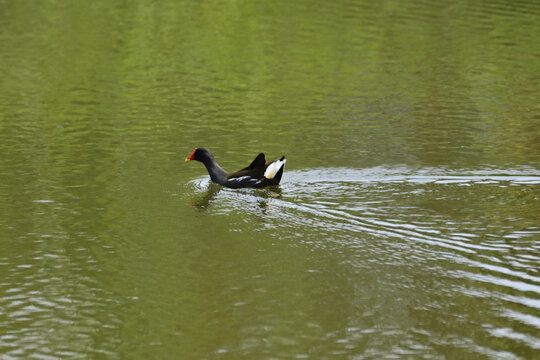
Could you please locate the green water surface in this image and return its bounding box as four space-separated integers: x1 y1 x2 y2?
1 1 539 359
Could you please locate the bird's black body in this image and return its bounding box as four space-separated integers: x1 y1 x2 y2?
185 147 286 188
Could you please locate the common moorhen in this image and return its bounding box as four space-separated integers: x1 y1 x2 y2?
185 147 286 188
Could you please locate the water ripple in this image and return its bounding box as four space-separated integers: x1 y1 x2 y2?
186 166 540 338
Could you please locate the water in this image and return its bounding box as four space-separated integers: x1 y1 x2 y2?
1 0 540 359
183 167 540 358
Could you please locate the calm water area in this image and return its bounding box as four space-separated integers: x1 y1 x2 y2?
1 1 540 359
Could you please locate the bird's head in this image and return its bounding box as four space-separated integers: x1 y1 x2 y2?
185 147 213 163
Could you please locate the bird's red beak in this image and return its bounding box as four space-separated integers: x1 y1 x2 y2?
185 148 196 162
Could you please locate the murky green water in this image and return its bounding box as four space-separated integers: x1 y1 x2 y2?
1 0 539 359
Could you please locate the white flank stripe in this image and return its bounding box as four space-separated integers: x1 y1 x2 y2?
264 159 286 179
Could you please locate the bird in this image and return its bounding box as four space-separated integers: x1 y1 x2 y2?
185 147 286 188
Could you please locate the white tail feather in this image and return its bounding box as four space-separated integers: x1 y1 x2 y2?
264 159 286 179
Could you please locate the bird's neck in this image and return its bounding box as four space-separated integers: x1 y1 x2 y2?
202 157 228 184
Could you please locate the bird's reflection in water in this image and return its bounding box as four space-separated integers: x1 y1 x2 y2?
188 183 222 210
255 186 283 216
256 186 282 199
188 183 283 213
